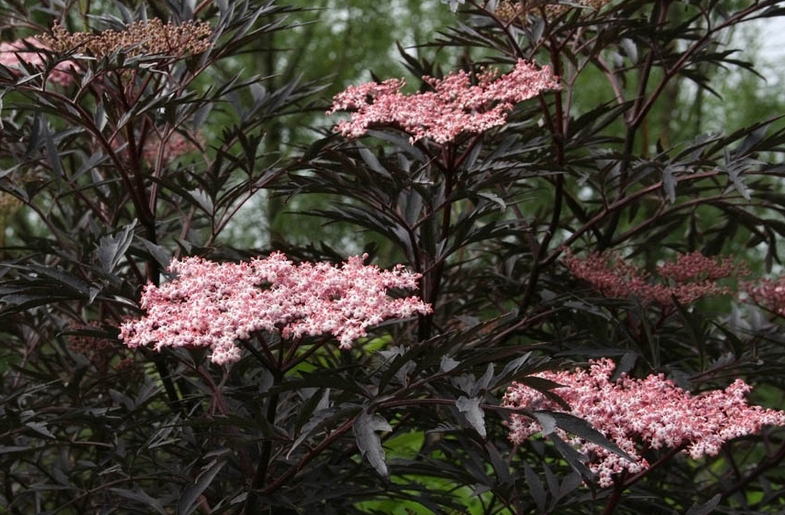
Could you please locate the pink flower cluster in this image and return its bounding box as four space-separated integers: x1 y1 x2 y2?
327 59 560 143
0 38 75 86
563 251 747 306
141 132 201 166
118 252 431 365
502 359 785 487
110 131 202 169
745 275 785 317
656 251 744 282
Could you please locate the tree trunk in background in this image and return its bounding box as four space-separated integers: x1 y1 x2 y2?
657 77 681 151
259 31 286 247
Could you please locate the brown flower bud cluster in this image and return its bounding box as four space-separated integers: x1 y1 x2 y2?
67 321 144 380
495 0 609 23
39 18 211 61
68 321 111 355
114 356 144 384
563 251 748 306
67 320 113 371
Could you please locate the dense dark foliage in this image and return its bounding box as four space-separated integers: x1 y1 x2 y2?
2 0 785 514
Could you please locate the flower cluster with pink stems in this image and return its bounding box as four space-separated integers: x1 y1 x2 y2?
563 250 748 306
0 38 76 86
502 359 785 487
141 132 202 167
118 252 431 365
327 59 560 144
111 131 203 168
745 275 785 317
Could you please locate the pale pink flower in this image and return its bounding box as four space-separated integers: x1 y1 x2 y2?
118 252 431 365
503 359 785 487
327 59 560 143
0 38 76 86
563 251 747 306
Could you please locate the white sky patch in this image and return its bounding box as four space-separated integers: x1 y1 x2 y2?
743 18 785 83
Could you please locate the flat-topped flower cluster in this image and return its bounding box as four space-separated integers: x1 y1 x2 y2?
502 359 785 487
1 18 211 87
495 0 611 23
563 251 748 306
745 275 785 317
40 19 212 60
118 253 431 364
327 59 560 143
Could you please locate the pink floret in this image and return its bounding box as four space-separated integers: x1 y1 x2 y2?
502 359 785 487
563 251 747 306
327 59 560 144
118 252 431 365
745 275 785 317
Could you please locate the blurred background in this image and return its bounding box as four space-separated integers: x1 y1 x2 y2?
2 1 783 258
210 1 785 260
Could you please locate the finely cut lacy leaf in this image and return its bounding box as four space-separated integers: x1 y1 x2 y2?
456 396 486 438
354 411 393 478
